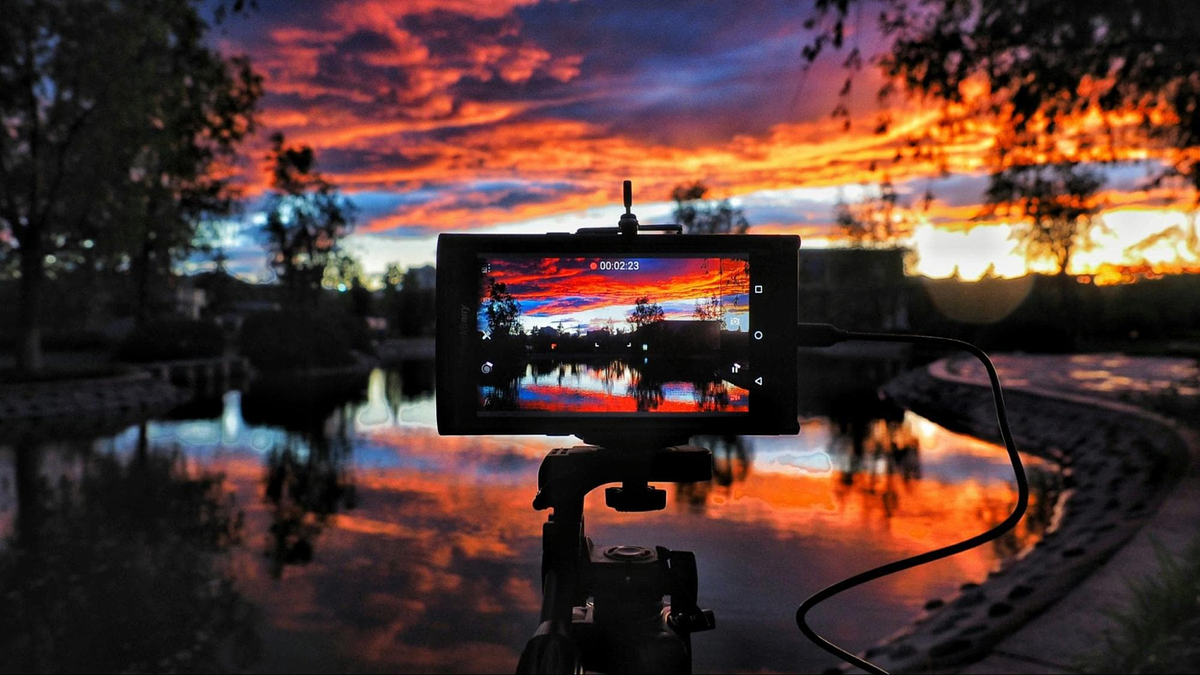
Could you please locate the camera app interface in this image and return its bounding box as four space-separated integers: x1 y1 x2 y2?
476 256 751 414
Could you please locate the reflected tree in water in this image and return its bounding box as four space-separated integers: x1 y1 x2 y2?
388 361 435 403
825 405 1060 556
383 362 436 419
480 376 522 412
590 359 631 393
263 405 358 578
676 435 753 510
692 378 733 412
0 440 260 672
628 372 666 412
988 465 1062 559
831 410 921 517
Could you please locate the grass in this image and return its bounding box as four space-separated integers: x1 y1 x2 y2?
1078 535 1200 674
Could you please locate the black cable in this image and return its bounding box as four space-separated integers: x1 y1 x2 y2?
794 324 1029 675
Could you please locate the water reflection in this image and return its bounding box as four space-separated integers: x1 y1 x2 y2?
263 409 358 578
0 362 1057 674
481 358 749 413
830 407 921 516
0 439 259 672
678 400 1059 569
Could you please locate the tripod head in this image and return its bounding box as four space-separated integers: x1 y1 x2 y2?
518 443 716 674
533 442 708 514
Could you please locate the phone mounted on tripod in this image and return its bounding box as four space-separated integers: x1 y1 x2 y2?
435 181 799 444
436 181 801 673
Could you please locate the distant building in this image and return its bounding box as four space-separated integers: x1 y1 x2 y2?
640 320 720 353
799 248 910 331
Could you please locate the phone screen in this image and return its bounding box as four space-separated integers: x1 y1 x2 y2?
476 255 752 415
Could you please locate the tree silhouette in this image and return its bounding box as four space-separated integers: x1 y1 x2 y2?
802 1 1200 192
484 277 522 338
982 163 1106 276
263 424 356 579
0 0 260 372
693 294 724 327
833 178 917 247
671 182 750 234
262 133 356 308
628 296 665 329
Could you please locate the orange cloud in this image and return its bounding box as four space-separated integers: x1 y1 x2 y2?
214 0 1199 282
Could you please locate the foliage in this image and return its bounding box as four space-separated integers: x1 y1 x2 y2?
671 182 750 234
483 277 522 339
0 0 261 371
210 0 259 25
262 133 356 308
117 316 225 363
322 251 372 317
321 252 367 292
802 0 1200 285
0 445 258 672
239 310 356 372
802 0 1200 189
983 163 1107 275
834 178 918 247
262 415 357 578
628 296 665 329
1077 537 1200 674
693 294 724 327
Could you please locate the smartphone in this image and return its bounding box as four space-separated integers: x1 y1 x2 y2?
436 233 799 445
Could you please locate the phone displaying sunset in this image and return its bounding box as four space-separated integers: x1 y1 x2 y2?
476 256 751 413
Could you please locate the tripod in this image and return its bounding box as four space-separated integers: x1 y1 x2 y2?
515 443 717 674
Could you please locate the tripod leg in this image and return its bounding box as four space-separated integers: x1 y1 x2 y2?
518 512 585 674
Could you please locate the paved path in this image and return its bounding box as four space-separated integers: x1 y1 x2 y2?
944 355 1200 674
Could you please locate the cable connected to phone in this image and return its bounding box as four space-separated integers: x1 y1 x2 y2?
793 323 1029 675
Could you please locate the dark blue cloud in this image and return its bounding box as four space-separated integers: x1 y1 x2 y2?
513 0 844 142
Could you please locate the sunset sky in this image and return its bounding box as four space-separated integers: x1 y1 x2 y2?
477 256 749 335
201 0 1200 283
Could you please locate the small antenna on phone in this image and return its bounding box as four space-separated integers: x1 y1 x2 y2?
618 180 639 235
575 179 683 235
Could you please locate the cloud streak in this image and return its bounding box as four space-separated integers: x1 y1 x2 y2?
209 0 1196 278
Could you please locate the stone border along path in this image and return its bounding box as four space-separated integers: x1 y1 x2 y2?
0 373 181 442
841 360 1195 674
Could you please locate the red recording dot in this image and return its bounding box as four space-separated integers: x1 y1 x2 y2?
590 262 598 270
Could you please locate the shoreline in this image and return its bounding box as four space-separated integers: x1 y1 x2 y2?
858 357 1195 673
0 372 181 442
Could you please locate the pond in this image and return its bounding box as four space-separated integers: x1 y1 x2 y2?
0 362 1057 674
481 357 749 413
